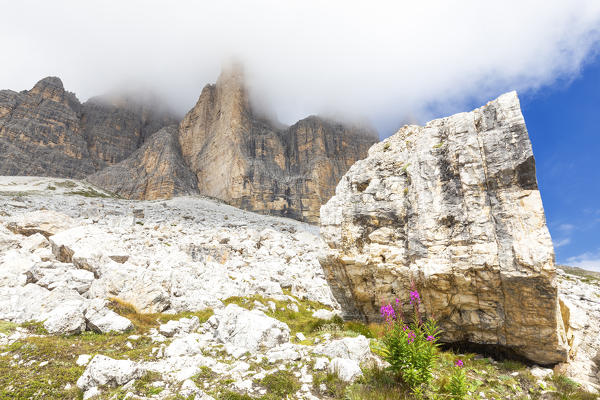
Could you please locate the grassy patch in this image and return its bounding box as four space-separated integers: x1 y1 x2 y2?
0 321 18 335
0 331 155 399
223 292 373 342
0 306 215 399
260 370 300 398
107 298 213 334
67 189 112 198
20 320 48 335
548 374 598 400
53 180 78 188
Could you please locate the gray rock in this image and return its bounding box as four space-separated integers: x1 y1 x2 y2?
87 126 198 200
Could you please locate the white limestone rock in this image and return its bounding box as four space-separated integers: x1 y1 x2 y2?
312 309 336 321
210 304 290 354
329 358 362 382
159 316 200 337
43 303 86 335
76 355 143 391
319 91 569 365
313 335 372 362
85 299 133 333
6 210 76 238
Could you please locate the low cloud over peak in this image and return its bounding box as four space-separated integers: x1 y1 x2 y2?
1 1 600 136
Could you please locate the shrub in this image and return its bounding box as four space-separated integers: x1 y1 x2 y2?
445 360 469 399
260 370 300 397
374 286 441 392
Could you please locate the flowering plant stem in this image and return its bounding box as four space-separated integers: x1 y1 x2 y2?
376 290 441 392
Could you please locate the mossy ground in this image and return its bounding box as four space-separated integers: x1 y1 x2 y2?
1 293 598 400
222 290 378 343
0 303 214 400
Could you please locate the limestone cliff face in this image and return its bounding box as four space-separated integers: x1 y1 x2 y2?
319 92 569 365
0 77 177 178
179 66 378 223
86 126 198 199
0 77 95 178
81 92 179 169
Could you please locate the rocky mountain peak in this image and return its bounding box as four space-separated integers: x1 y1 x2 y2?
178 64 378 222
28 76 67 102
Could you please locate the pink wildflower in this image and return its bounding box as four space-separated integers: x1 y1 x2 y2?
409 290 421 305
426 335 435 341
455 359 463 368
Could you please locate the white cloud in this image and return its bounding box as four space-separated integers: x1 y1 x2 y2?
557 224 576 233
0 1 599 134
566 251 600 272
553 238 571 248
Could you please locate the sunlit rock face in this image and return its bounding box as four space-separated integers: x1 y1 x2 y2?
178 64 378 223
86 126 198 199
319 92 570 365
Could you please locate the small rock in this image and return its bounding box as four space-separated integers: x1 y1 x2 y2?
77 354 92 366
313 357 329 371
296 332 306 341
83 386 101 399
329 358 362 382
312 309 335 320
530 366 553 380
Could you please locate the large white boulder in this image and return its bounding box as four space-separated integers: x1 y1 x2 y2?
43 304 86 335
319 92 569 365
84 299 133 333
27 262 95 294
209 304 290 354
159 316 200 337
76 355 144 391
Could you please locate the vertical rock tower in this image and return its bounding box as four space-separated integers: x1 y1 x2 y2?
178 64 378 223
319 92 569 364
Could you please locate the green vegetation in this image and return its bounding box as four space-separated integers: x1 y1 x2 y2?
222 291 373 341
67 188 113 198
0 331 155 399
107 297 213 333
260 370 300 398
557 265 600 286
53 180 78 188
20 320 48 335
0 304 215 399
433 141 444 149
0 321 18 335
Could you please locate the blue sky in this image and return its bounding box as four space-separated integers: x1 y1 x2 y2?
521 56 600 270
